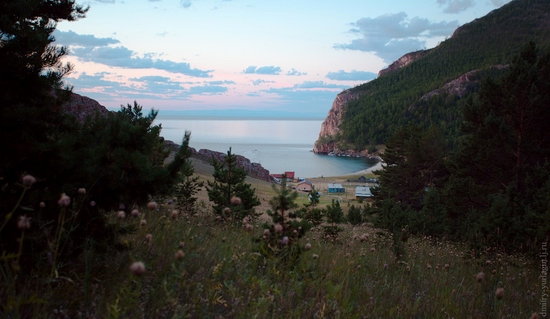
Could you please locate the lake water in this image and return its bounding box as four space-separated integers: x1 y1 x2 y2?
154 116 378 178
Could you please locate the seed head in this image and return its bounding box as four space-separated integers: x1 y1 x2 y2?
140 219 147 226
312 254 319 259
22 175 36 187
495 287 504 300
78 188 86 195
245 224 253 232
171 210 179 219
39 202 46 208
476 272 485 283
147 202 158 210
274 224 283 233
129 261 146 276
263 229 270 236
175 250 185 260
131 209 140 217
305 243 311 250
145 234 152 243
281 236 289 245
117 211 126 219
17 215 31 230
57 193 71 207
230 196 242 205
179 241 185 248
90 201 96 207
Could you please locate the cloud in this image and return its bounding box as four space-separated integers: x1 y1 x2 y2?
53 30 119 47
437 0 474 14
55 30 213 77
243 66 281 75
286 68 307 76
251 79 275 86
326 70 377 81
292 81 348 89
93 0 115 3
181 1 192 8
335 12 458 63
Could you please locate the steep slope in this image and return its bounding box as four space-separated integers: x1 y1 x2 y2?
315 0 550 153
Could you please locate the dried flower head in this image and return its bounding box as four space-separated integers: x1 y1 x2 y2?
22 175 36 187
312 254 319 259
223 207 231 215
147 202 158 210
145 234 152 243
131 209 140 217
179 241 185 248
274 224 283 233
175 250 185 260
17 215 31 230
129 261 146 276
245 224 253 232
476 272 485 283
140 219 147 226
57 193 71 207
281 236 289 245
263 229 270 236
169 210 177 219
90 201 96 207
495 287 504 299
39 202 46 208
78 188 86 195
230 196 242 205
117 211 126 219
305 243 311 250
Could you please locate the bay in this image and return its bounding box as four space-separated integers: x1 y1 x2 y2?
154 116 378 178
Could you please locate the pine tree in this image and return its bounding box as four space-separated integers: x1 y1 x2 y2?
206 148 260 223
174 132 204 214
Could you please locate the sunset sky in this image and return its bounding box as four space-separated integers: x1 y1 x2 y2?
55 0 512 118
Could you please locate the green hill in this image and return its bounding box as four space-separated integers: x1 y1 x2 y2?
335 0 550 149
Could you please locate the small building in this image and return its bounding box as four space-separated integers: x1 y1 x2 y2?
296 181 313 192
270 171 295 180
328 183 345 193
355 186 373 199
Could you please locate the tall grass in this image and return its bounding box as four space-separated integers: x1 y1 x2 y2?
1 198 543 318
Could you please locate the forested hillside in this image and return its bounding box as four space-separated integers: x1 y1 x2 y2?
337 0 550 149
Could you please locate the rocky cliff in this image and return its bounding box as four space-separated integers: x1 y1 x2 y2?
192 149 272 182
378 49 430 77
313 89 362 154
62 92 110 121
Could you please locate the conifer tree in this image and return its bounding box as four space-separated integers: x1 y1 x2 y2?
206 148 260 223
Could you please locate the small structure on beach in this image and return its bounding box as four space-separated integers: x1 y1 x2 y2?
328 183 345 193
355 186 373 199
296 181 313 192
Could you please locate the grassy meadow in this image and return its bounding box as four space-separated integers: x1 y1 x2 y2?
1 157 545 318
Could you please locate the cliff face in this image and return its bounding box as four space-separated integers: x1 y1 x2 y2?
313 89 361 154
378 50 430 77
62 92 110 122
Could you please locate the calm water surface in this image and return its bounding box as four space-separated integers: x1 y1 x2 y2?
155 116 377 178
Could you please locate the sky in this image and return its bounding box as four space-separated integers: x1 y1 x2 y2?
54 0 512 118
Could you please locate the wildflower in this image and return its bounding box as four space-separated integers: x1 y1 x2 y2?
90 201 96 207
57 193 71 207
118 204 125 210
147 202 158 210
263 229 270 236
140 219 147 226
78 188 86 195
427 263 432 269
495 287 504 299
22 175 36 187
175 250 185 260
345 253 351 258
179 241 185 248
384 263 388 269
476 272 485 283
129 262 146 276
444 264 450 270
245 224 253 232
39 202 46 208
223 207 231 215
171 210 179 219
305 243 311 250
312 254 319 259
167 200 173 205
274 224 283 233
17 215 31 230
370 247 376 252
117 211 126 219
131 209 140 217
360 234 368 242
282 236 289 245
230 196 242 205
145 234 152 243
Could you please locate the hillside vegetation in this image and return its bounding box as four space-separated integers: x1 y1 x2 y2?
338 0 550 149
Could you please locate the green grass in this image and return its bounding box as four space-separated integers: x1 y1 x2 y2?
1 199 543 318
